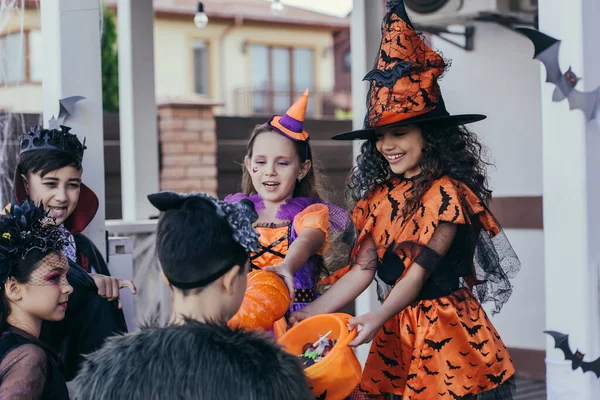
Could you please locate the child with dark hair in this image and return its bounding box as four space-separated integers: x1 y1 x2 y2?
70 191 313 400
12 122 135 380
0 200 73 399
291 1 521 399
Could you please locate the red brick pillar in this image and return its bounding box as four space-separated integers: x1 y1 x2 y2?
157 98 219 195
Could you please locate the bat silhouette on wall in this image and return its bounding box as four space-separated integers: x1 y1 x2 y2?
516 28 600 121
544 330 600 377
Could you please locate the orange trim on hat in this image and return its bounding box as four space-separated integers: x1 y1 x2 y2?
268 89 310 142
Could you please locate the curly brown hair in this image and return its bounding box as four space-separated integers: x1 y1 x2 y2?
347 123 492 215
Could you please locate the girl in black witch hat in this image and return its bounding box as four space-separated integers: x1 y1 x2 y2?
0 200 72 399
290 1 520 399
11 120 135 380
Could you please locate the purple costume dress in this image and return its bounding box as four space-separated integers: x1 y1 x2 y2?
225 194 353 313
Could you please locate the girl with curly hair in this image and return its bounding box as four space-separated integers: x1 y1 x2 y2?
290 1 521 399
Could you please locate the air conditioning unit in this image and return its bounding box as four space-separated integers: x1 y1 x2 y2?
404 0 537 26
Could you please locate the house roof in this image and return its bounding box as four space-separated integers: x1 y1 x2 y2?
104 0 349 30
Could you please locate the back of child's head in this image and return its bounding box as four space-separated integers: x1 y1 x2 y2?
148 191 259 292
71 321 314 400
241 124 324 199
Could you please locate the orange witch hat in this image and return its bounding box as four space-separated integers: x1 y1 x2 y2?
332 0 486 140
268 89 310 142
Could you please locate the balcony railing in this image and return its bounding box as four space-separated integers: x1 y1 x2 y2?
233 88 352 118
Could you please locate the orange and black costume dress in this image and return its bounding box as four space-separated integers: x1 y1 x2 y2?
328 176 519 399
225 194 352 317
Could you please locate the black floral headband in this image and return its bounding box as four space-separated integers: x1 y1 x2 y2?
0 200 69 283
147 191 259 253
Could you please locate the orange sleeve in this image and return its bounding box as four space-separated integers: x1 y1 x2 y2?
293 204 331 255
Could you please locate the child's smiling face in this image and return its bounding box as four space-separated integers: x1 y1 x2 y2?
245 130 311 207
23 165 82 225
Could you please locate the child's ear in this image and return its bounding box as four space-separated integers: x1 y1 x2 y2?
160 271 172 289
244 156 251 173
222 265 241 295
20 174 29 194
4 278 22 302
298 159 312 180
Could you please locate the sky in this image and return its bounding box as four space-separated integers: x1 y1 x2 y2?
280 0 353 17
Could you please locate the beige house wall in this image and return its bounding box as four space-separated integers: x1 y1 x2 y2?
1 12 336 115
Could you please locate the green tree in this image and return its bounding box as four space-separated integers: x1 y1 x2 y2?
101 6 119 112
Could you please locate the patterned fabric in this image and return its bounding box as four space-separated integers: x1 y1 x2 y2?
224 194 354 314
327 176 520 398
62 227 77 263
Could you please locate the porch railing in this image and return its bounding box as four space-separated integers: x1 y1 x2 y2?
106 219 171 328
232 88 352 118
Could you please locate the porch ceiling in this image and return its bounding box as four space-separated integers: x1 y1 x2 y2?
105 0 349 29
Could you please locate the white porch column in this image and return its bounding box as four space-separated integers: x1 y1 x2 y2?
41 0 106 256
350 0 385 365
540 0 600 398
117 0 159 220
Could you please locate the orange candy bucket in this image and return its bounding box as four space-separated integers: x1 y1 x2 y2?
277 313 362 400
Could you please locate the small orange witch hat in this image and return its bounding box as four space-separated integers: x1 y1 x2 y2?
332 0 486 140
268 89 310 142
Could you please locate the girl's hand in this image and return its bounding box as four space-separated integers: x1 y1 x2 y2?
288 308 313 326
263 264 295 302
348 311 389 347
89 274 137 309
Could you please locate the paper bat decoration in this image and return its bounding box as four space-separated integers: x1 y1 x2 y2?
544 330 600 377
516 28 600 121
58 96 86 125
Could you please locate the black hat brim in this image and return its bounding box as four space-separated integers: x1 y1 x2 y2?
331 113 487 141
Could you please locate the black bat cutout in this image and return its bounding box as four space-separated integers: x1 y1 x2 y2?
364 58 413 88
438 186 452 215
377 351 399 367
544 330 600 377
387 192 401 222
460 321 483 336
445 373 454 380
459 351 470 357
426 315 438 324
407 373 417 381
444 380 452 387
406 384 426 394
382 369 402 381
486 369 507 385
421 354 433 360
438 392 447 396
423 365 438 375
420 303 432 313
463 385 473 390
448 390 461 399
406 324 415 335
516 27 600 121
57 96 86 125
469 339 489 351
446 360 461 370
370 378 381 383
425 337 452 352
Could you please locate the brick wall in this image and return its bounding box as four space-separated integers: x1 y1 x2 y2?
157 98 220 195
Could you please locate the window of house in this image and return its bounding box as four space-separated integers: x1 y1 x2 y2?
0 30 42 85
343 48 351 72
249 45 314 115
192 40 209 95
0 33 25 85
28 30 42 82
